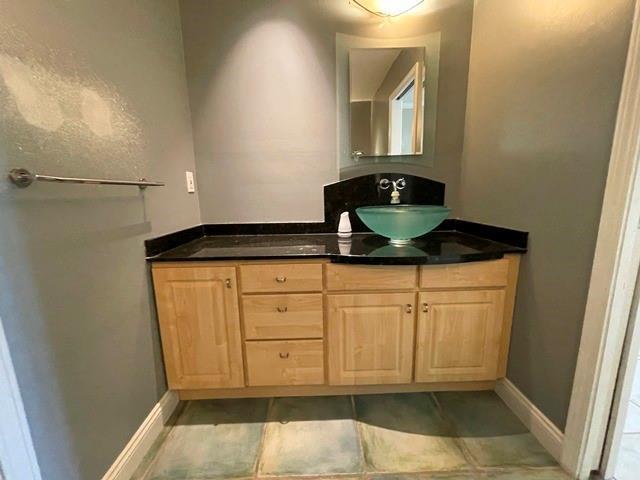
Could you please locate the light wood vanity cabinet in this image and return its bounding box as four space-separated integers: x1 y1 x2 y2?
151 255 520 398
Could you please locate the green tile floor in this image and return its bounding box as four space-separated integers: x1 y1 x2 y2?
132 391 570 480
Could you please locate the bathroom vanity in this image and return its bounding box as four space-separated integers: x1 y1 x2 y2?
146 174 527 400
151 255 520 400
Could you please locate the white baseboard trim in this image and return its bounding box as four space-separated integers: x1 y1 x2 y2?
100 390 179 480
495 378 564 462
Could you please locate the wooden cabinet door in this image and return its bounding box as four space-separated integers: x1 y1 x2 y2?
152 266 244 389
327 292 416 385
415 290 505 382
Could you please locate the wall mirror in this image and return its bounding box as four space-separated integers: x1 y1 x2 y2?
336 33 442 177
350 47 425 158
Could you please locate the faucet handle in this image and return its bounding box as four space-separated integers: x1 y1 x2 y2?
395 178 406 190
379 178 391 190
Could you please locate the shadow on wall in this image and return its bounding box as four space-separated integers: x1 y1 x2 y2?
0 183 161 478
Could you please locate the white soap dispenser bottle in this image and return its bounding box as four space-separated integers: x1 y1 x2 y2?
337 211 352 238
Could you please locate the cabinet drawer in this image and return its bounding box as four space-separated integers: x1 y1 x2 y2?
420 259 509 289
325 264 417 291
240 263 323 293
245 340 325 386
242 294 323 340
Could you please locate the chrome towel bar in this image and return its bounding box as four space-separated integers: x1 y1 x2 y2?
7 168 165 190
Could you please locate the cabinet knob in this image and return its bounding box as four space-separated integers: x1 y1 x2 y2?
405 304 413 313
279 352 290 359
275 276 287 283
422 303 429 313
225 278 232 289
276 306 288 313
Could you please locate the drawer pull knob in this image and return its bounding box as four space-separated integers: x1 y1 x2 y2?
279 352 290 359
406 304 413 314
277 306 288 313
422 303 429 313
225 278 232 289
275 276 287 283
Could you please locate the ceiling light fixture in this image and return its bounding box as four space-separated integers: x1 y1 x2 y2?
351 0 425 18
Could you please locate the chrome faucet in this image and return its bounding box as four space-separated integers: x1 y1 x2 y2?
379 178 406 204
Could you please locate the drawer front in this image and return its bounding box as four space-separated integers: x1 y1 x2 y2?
325 264 417 291
420 259 509 289
242 294 323 340
240 263 323 293
245 340 325 386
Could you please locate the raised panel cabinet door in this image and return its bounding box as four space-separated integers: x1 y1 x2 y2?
415 290 505 382
327 292 416 385
152 265 244 389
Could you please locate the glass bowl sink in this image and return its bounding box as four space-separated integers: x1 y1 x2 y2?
356 204 451 245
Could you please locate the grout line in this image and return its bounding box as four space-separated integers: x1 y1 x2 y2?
350 394 367 475
253 397 275 479
429 392 483 475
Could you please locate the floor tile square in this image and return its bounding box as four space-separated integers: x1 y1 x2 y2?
435 391 556 468
145 398 269 480
258 396 363 476
355 393 469 473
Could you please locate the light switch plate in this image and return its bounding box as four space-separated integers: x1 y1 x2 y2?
185 171 196 193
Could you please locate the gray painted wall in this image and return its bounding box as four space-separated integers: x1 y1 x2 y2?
0 1 200 479
459 0 634 429
179 0 474 221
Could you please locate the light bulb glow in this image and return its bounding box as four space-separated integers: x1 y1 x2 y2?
352 0 424 18
377 0 420 16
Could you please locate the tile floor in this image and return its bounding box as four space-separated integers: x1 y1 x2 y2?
132 391 569 480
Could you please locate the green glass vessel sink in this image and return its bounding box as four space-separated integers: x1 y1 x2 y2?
356 204 451 245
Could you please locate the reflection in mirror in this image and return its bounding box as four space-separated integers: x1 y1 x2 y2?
350 47 425 158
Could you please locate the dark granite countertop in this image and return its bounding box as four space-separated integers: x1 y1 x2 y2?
144 173 529 265
148 230 525 265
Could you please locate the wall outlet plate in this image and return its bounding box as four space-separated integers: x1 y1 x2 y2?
185 171 196 193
